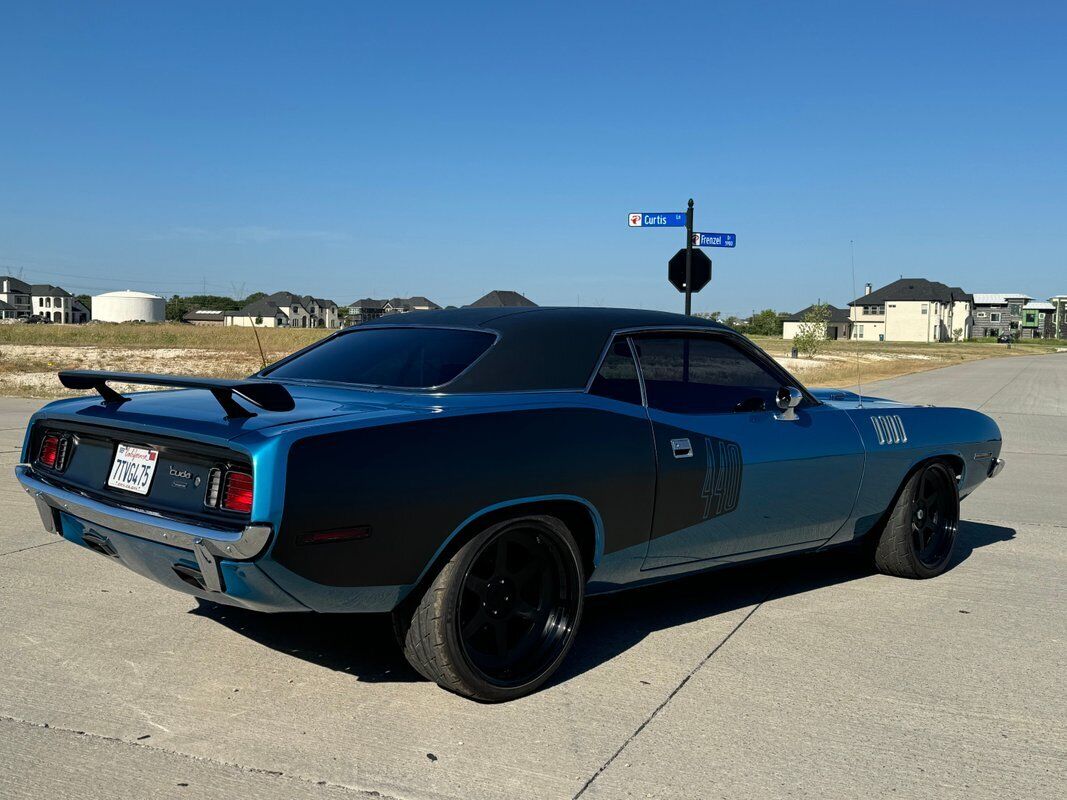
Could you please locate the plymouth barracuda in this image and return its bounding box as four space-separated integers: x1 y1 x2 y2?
16 307 1004 701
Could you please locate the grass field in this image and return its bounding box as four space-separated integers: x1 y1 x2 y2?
0 322 1062 398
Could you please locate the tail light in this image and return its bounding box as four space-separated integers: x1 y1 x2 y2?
38 435 59 468
37 433 72 471
221 470 253 513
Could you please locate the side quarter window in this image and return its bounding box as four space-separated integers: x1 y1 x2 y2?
590 337 643 405
632 334 784 415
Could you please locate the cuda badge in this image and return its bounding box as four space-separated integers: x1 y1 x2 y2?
871 415 908 445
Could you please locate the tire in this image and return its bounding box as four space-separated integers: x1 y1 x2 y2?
396 515 585 702
872 462 960 579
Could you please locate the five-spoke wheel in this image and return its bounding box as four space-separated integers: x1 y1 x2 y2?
872 461 960 579
397 515 584 702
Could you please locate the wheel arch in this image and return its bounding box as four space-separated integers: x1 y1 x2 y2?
396 495 604 609
866 452 964 541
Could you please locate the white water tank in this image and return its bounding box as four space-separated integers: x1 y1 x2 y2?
91 290 166 323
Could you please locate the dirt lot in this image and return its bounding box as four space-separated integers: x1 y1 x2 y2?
0 322 1062 398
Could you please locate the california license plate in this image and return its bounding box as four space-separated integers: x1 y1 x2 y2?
107 444 159 495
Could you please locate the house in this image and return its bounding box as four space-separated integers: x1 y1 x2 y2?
971 293 1031 339
467 290 537 308
0 276 87 322
301 296 339 329
30 284 77 324
182 309 226 326
343 299 388 326
224 298 290 328
1021 301 1056 339
781 304 852 341
0 276 32 318
222 291 341 328
71 297 90 324
383 296 441 314
1052 296 1067 339
848 279 973 342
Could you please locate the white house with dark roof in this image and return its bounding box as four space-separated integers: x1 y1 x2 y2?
849 279 973 342
781 304 852 341
223 290 341 328
383 296 441 314
0 276 32 318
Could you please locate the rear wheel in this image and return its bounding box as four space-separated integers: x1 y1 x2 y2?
397 515 584 702
872 462 960 579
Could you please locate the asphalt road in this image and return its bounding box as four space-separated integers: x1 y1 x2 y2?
1 354 1064 800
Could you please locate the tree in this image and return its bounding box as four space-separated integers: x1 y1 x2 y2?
746 308 784 337
694 311 722 321
952 327 964 343
793 303 832 358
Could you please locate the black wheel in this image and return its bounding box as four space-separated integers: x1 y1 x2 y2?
396 515 584 702
872 462 960 578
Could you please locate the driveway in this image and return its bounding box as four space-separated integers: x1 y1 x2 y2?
1 356 1063 799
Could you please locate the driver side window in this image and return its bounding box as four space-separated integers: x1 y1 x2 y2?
632 334 784 415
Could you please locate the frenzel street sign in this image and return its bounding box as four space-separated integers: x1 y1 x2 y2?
691 231 736 248
628 212 687 227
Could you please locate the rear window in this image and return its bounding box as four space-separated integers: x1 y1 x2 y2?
263 327 495 389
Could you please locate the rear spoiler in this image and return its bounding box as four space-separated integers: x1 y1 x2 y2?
57 370 295 418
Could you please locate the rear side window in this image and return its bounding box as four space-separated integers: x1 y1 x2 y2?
632 335 784 414
263 328 495 388
590 338 642 405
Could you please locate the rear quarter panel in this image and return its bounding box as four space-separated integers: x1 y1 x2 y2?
267 397 657 601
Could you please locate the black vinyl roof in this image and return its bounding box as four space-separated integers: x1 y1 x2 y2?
358 306 729 392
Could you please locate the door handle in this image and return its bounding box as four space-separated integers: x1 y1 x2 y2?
670 438 693 459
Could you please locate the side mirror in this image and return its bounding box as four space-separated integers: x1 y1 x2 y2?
775 386 803 421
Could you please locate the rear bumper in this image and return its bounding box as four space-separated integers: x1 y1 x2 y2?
16 464 304 610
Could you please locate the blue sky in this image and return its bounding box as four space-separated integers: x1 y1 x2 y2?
1 1 1064 315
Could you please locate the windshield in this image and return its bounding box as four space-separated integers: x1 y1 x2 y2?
262 327 496 389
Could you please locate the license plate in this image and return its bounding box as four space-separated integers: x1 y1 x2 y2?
107 444 159 495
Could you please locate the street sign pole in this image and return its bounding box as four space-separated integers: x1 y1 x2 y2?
684 198 694 316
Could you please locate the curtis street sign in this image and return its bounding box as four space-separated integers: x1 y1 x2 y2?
628 212 686 227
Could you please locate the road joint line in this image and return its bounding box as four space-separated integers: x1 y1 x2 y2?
0 714 406 799
572 597 770 799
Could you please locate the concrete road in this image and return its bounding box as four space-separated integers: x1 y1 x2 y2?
1 356 1064 799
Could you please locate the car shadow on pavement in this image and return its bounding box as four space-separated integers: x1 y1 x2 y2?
191 520 1015 689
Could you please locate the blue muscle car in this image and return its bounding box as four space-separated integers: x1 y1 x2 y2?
16 308 1004 701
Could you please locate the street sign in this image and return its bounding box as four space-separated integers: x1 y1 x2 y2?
628 212 687 227
669 248 711 294
691 231 736 248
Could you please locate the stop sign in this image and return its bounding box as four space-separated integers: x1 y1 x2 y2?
668 248 711 293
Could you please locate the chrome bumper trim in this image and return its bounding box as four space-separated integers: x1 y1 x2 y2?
988 458 1005 479
15 464 271 561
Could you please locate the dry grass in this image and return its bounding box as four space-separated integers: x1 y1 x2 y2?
0 322 329 354
0 323 331 398
0 322 1062 398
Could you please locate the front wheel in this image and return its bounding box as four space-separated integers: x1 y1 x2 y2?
397 515 584 702
872 462 960 579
